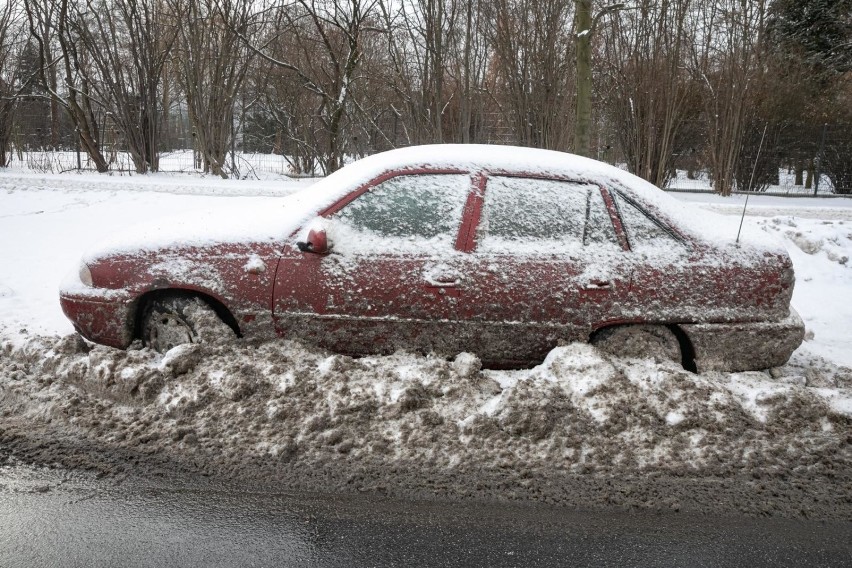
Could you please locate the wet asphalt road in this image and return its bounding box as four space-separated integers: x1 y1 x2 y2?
0 464 849 568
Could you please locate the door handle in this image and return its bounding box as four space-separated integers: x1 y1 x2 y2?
423 265 463 287
425 274 461 287
244 256 267 275
582 279 612 290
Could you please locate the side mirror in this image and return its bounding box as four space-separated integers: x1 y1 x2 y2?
296 221 330 254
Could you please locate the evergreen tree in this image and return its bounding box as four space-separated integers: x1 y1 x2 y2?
768 0 852 76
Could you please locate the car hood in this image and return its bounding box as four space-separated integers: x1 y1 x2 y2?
82 193 322 264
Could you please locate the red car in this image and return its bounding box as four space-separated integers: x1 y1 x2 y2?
60 145 804 372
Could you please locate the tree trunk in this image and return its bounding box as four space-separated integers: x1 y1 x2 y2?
805 158 813 189
574 0 592 157
460 0 473 144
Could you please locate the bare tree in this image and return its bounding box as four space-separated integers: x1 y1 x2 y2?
573 0 592 156
378 0 463 144
383 0 490 145
239 0 382 174
452 0 488 143
169 0 256 178
599 0 695 187
689 0 769 195
66 0 178 173
247 49 322 174
0 0 25 166
24 0 110 171
409 0 454 142
486 0 574 150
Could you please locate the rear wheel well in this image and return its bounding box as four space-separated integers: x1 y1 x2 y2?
133 290 242 341
666 324 697 373
590 323 697 373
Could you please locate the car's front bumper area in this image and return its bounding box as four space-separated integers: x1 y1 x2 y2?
59 290 137 349
682 308 806 373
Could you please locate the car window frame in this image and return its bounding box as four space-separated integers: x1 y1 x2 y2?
306 168 693 256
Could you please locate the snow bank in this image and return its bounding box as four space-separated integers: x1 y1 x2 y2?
1 334 849 490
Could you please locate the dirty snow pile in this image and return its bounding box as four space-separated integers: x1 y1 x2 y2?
1 331 851 516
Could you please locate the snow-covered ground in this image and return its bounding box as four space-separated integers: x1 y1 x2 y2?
1 170 850 518
0 171 314 337
665 167 839 194
2 150 315 178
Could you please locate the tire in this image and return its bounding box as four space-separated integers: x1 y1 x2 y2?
591 324 681 364
141 295 235 353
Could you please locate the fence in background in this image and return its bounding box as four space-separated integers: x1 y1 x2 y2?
3 120 850 195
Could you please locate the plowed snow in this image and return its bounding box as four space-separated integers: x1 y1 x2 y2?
1 333 850 517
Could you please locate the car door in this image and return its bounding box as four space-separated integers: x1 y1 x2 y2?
454 175 632 365
273 171 475 356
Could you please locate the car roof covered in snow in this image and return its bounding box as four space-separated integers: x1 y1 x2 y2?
310 145 785 252
83 145 785 260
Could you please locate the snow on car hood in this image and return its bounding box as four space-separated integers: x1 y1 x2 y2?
82 193 320 263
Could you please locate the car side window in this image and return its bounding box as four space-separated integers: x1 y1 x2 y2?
613 193 682 251
329 173 470 252
477 177 618 253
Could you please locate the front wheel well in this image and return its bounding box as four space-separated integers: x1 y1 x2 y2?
133 289 242 341
590 323 697 373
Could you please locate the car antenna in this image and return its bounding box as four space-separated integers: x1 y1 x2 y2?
736 123 769 244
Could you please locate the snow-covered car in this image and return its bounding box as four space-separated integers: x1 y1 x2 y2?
60 145 804 372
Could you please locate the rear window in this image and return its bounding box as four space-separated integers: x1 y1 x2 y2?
612 193 683 251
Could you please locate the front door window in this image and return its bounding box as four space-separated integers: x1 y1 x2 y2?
328 174 471 254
